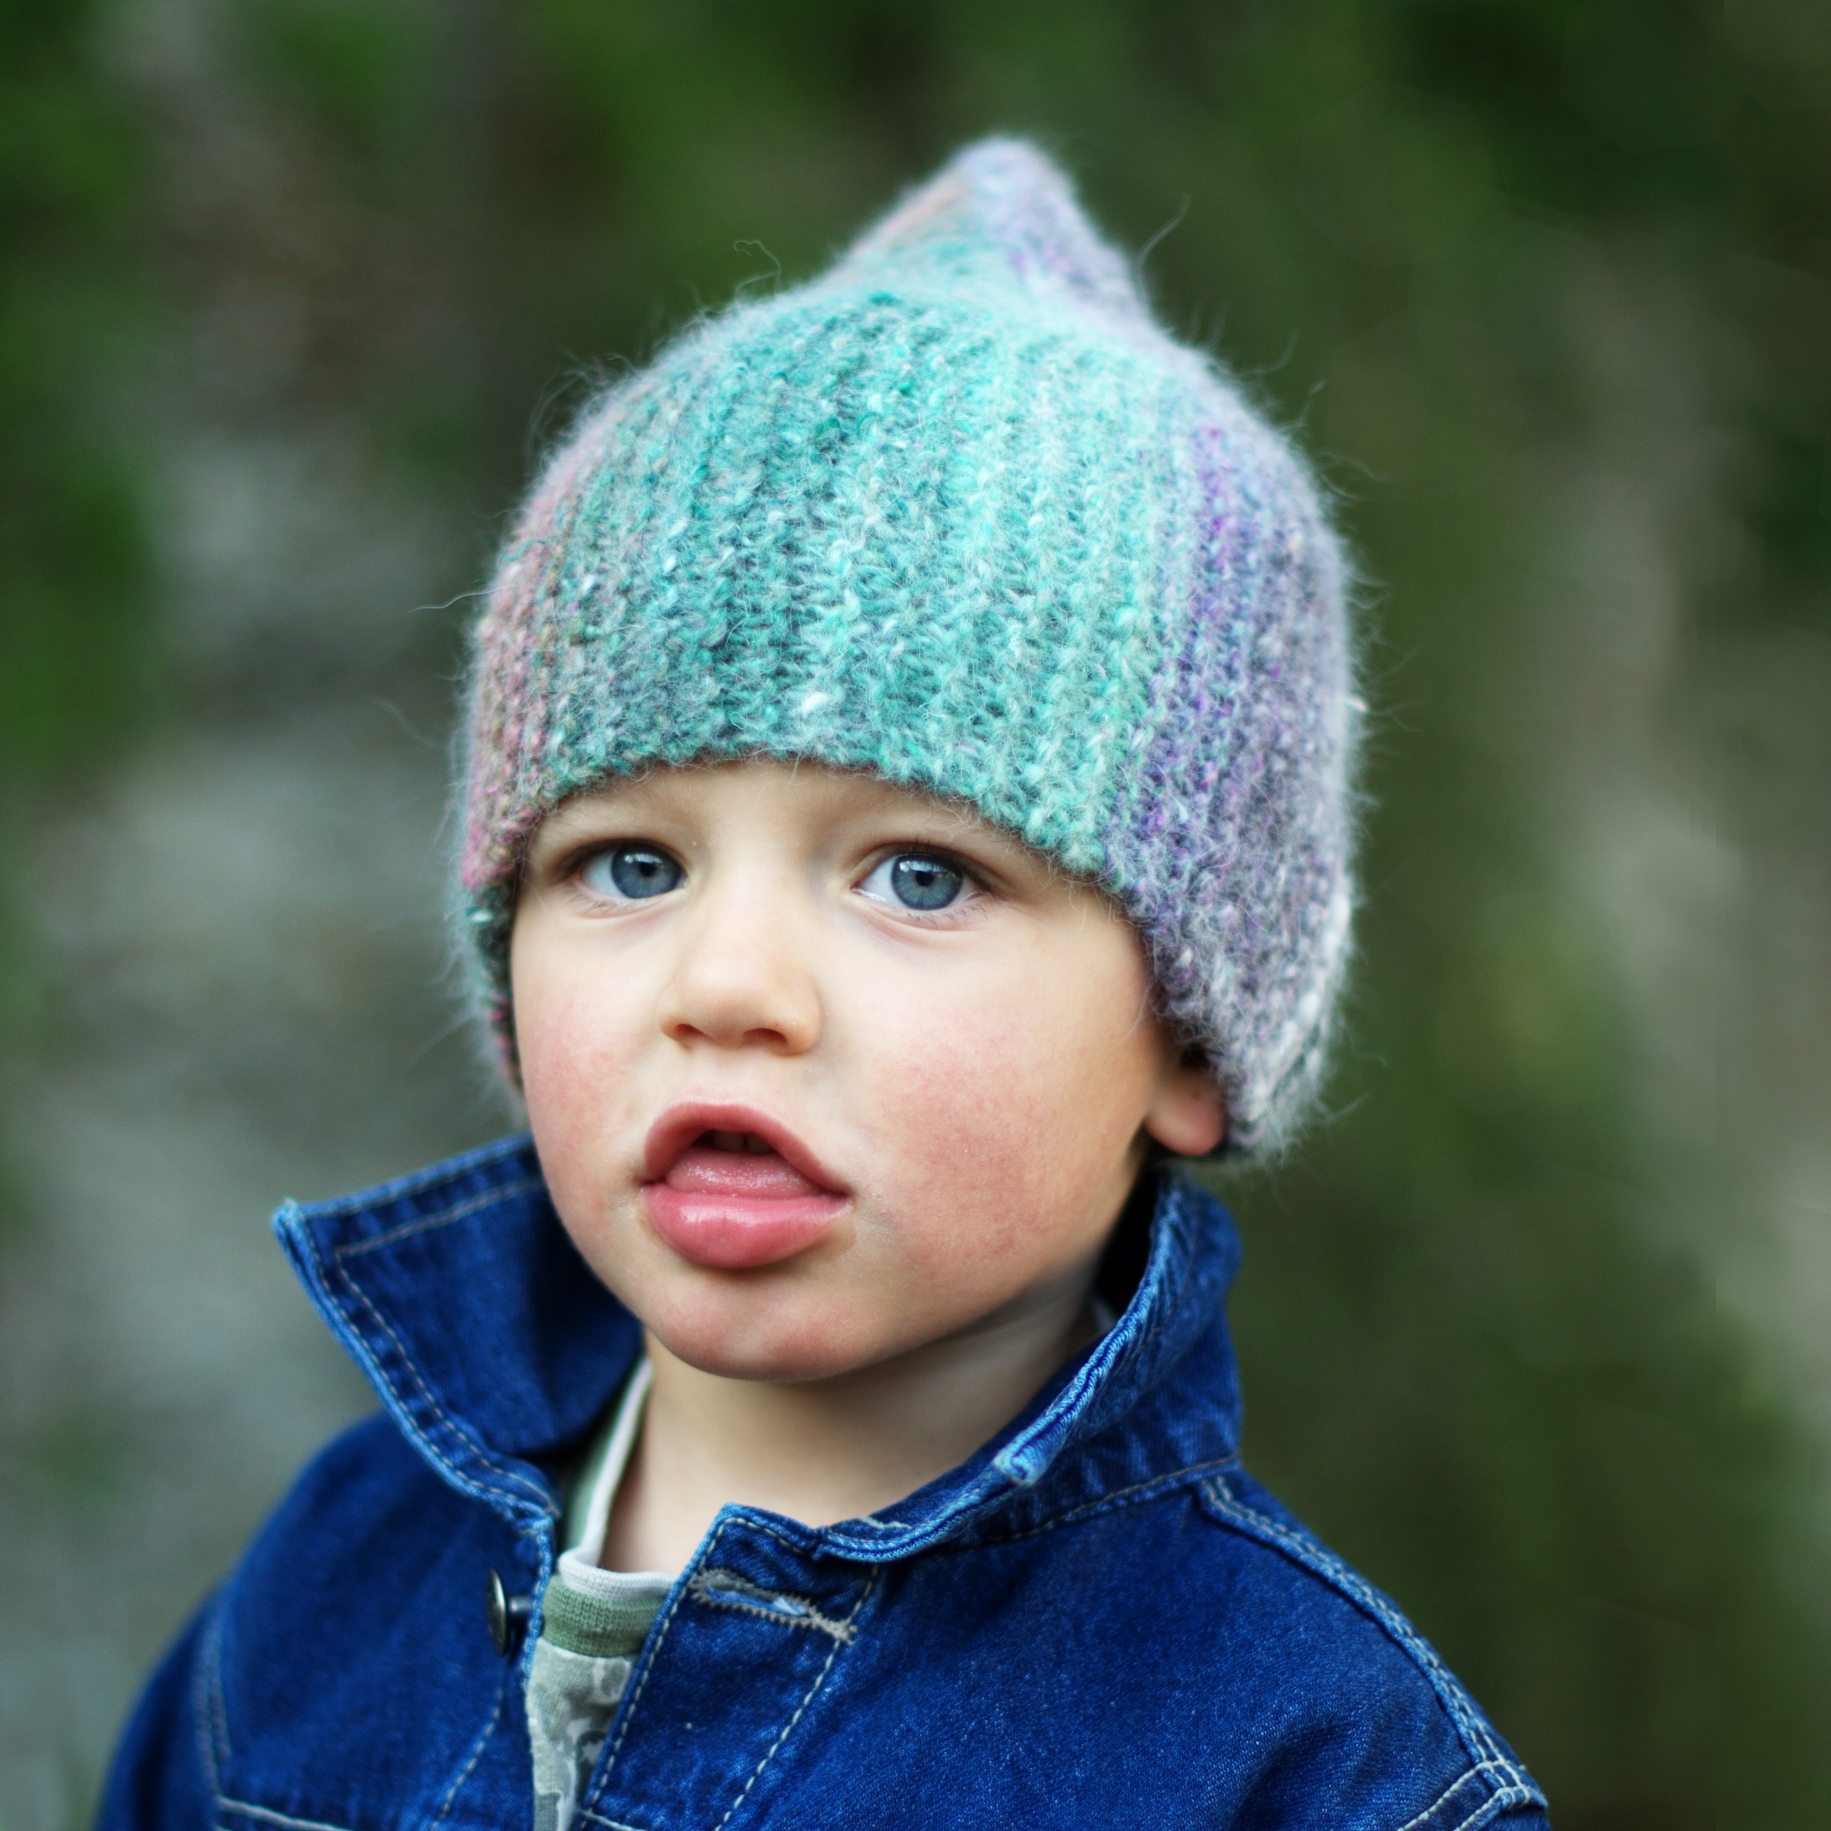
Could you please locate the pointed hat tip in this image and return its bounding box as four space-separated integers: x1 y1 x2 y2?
837 136 1152 327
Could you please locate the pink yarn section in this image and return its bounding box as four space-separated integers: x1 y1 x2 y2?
461 413 613 891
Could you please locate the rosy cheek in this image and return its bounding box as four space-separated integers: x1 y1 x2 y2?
516 972 589 1117
514 956 639 1212
863 1011 1069 1262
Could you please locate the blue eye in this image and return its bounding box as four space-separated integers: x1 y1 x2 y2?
582 844 682 901
862 852 967 912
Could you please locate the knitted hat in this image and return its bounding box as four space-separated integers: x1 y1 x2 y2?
460 137 1358 1154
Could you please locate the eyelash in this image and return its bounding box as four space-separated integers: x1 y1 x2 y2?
562 841 989 924
856 848 987 926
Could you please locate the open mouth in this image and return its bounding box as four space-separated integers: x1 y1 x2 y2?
641 1105 848 1269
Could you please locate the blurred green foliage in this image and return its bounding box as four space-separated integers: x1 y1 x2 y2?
7 0 1830 1825
0 0 157 1156
0 0 155 780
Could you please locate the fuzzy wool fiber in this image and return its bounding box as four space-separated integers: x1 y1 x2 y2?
460 137 1359 1154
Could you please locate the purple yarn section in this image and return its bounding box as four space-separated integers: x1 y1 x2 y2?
1106 408 1355 1151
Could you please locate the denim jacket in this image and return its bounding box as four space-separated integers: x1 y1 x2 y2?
100 1136 1550 1830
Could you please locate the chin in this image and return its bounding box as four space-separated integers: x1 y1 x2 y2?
657 1330 869 1386
648 1293 892 1386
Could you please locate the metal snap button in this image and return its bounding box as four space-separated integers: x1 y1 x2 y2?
485 1568 532 1658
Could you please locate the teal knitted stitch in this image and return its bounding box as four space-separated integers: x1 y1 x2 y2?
460 138 1358 1154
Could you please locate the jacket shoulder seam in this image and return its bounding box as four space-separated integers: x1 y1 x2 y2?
1391 1759 1547 1831
1199 1475 1545 1814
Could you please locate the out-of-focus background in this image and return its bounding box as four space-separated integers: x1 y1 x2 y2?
2 1 1827 1825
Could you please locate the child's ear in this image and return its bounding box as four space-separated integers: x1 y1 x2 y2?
1142 1051 1227 1157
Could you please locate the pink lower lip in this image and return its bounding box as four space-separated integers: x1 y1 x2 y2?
643 1144 846 1269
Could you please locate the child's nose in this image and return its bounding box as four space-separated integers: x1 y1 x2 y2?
654 880 821 1055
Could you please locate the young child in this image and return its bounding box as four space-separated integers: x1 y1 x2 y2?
101 139 1550 1830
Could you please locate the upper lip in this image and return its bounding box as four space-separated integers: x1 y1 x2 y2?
642 1101 847 1193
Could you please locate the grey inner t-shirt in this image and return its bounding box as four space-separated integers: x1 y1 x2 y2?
527 1358 671 1831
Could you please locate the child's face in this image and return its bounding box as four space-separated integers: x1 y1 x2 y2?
511 760 1223 1383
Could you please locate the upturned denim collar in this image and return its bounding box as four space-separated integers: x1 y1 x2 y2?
273 1134 1245 1564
